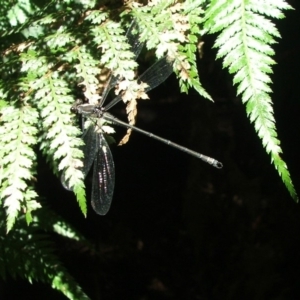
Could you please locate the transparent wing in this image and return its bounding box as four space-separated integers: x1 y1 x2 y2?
126 19 144 60
139 56 173 93
81 124 99 178
104 55 173 111
91 133 115 215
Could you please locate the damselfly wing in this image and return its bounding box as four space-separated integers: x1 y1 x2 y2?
90 131 115 215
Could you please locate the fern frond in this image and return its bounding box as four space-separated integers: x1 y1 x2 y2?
34 73 87 215
204 0 297 201
0 208 90 299
32 205 88 242
132 0 211 99
181 0 212 99
92 20 138 80
0 104 41 231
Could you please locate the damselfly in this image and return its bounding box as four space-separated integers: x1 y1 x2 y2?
62 21 223 215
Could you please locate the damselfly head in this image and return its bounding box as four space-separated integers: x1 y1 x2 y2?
71 99 83 114
71 106 78 114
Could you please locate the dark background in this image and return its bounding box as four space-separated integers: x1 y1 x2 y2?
2 1 300 299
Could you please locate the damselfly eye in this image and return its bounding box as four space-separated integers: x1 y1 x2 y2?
71 106 78 113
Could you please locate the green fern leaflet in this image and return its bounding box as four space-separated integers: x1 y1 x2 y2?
204 0 298 201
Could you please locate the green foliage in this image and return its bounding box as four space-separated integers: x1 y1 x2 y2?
0 104 41 231
0 0 214 232
0 207 91 299
203 0 297 201
130 0 212 98
0 0 298 297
